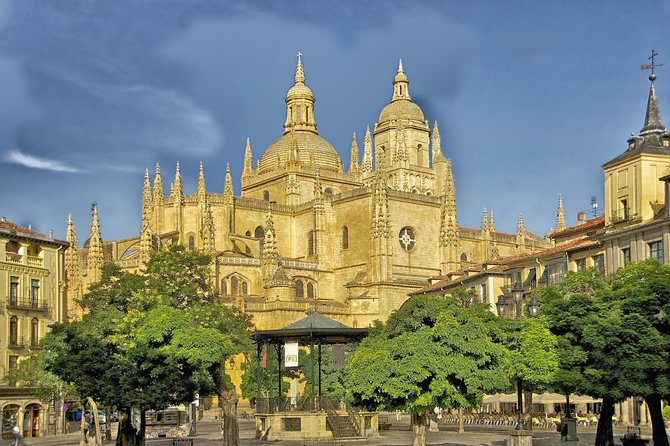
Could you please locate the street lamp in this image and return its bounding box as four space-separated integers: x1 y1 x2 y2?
512 281 524 318
496 295 508 318
528 295 540 318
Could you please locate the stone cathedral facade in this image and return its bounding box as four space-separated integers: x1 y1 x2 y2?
64 57 551 329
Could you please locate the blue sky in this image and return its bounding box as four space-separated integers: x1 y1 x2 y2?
1 0 669 242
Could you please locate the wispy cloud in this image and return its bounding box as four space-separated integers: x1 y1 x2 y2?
4 149 81 173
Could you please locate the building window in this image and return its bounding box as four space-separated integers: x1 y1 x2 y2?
622 247 631 267
221 279 228 295
188 236 195 251
31 318 39 348
460 253 468 262
30 279 40 308
480 283 488 303
547 262 567 284
649 240 664 263
576 258 586 271
398 227 417 252
9 277 18 306
9 317 18 346
307 282 315 299
621 199 628 220
308 231 315 256
242 282 248 296
341 226 349 250
263 190 270 201
254 226 265 239
324 188 333 195
231 276 239 296
295 280 304 298
592 254 605 272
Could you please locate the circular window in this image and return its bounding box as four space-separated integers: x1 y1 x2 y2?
398 227 417 251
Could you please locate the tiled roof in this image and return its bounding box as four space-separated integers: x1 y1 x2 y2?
551 215 604 239
0 219 45 238
411 236 600 296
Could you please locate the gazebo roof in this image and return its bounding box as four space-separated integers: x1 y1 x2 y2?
252 311 368 344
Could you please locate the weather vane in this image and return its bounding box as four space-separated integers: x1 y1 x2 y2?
641 50 662 81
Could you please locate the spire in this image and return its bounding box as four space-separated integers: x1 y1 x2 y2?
361 125 373 173
432 121 444 161
481 208 489 232
284 52 317 134
348 132 360 177
200 201 216 254
197 161 206 202
556 195 566 232
142 168 153 211
242 137 255 183
640 78 667 136
153 163 164 203
223 163 234 203
489 210 496 232
392 58 411 101
262 204 278 270
87 203 103 283
64 214 80 287
172 162 183 202
517 213 525 233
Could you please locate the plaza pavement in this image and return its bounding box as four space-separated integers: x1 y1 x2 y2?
1 415 667 446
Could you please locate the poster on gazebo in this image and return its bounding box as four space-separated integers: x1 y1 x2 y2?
285 342 299 367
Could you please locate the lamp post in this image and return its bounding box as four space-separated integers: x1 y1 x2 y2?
528 295 540 318
512 281 524 319
496 295 509 318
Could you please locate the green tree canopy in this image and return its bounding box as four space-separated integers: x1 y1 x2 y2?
42 246 252 446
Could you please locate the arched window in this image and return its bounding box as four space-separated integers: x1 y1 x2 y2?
254 226 265 239
242 282 248 296
460 253 468 262
295 280 304 298
342 226 349 250
188 236 195 251
9 317 18 345
263 190 270 201
221 279 228 295
307 282 315 299
324 188 333 195
231 276 239 296
31 318 38 348
245 230 251 237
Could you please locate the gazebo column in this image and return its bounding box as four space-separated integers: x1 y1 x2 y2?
310 338 316 412
318 343 322 403
274 343 282 411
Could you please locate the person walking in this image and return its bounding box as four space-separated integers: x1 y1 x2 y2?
11 424 21 446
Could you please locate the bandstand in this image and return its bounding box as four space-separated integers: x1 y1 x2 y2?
251 312 376 441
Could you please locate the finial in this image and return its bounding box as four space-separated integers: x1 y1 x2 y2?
642 49 662 82
398 59 404 73
295 51 305 84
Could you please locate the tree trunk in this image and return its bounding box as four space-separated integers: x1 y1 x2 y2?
595 396 615 446
116 410 136 446
411 412 427 446
222 389 239 446
644 394 669 446
524 389 533 430
458 407 464 433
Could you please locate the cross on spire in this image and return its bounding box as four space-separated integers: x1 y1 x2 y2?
297 51 302 64
642 49 663 81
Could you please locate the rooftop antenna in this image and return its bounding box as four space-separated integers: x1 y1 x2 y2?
590 196 599 217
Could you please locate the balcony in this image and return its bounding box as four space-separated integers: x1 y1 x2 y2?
5 252 21 264
610 208 636 224
27 256 43 267
7 297 48 312
8 336 26 349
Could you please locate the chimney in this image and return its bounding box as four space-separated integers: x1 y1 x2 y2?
577 211 586 223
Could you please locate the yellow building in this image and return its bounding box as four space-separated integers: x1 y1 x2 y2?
0 218 68 438
66 56 551 330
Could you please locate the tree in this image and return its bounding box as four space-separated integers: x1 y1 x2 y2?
503 317 558 428
608 260 670 446
343 295 509 446
538 267 670 446
42 246 252 446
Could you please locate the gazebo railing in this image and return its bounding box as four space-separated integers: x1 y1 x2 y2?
254 396 354 414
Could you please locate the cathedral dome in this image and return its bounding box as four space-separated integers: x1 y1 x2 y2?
258 131 343 174
379 99 425 123
377 60 426 125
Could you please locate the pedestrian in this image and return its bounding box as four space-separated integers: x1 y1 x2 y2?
84 419 90 444
11 424 20 446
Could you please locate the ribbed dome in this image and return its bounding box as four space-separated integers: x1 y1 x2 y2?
258 131 343 174
286 83 313 100
379 99 425 123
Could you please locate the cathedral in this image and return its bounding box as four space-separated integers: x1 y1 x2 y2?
64 56 551 329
